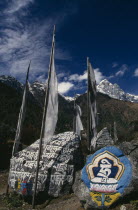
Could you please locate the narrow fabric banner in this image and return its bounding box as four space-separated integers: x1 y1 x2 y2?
88 61 97 148
12 62 30 156
75 104 83 138
43 35 58 144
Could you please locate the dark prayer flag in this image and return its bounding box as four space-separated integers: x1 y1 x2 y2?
87 58 97 149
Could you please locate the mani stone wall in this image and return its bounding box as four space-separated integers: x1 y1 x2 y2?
9 132 82 197
94 127 114 149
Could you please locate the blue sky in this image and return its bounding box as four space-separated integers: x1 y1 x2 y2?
0 0 138 96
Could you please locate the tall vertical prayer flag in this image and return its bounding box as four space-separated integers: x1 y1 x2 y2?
42 29 58 144
74 103 83 138
114 121 118 143
12 61 31 156
32 26 58 208
87 58 97 149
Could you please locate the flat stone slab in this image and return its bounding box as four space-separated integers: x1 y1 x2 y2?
9 132 82 197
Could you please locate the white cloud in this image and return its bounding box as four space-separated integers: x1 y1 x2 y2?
5 0 34 14
0 1 72 83
79 71 87 80
107 64 128 79
0 22 53 81
57 72 67 80
58 82 74 94
69 71 87 81
35 74 46 83
115 64 128 77
69 74 78 81
134 68 138 77
107 75 115 79
69 68 105 84
94 68 105 84
112 62 118 68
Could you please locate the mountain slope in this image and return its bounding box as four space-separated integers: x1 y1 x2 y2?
76 92 138 141
0 75 138 169
0 75 138 145
0 81 42 145
0 76 74 145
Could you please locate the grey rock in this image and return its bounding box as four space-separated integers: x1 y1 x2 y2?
120 139 138 193
120 205 126 210
73 171 98 209
92 127 114 150
73 134 138 209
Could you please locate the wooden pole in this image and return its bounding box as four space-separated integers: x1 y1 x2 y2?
25 60 31 84
32 26 56 209
87 57 90 151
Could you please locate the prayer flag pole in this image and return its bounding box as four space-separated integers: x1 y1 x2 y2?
87 57 90 150
73 97 76 134
32 25 56 209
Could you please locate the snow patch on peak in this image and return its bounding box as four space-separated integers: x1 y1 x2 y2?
31 81 45 90
61 94 82 102
29 81 45 98
64 96 74 101
97 79 138 103
60 94 74 102
99 79 110 84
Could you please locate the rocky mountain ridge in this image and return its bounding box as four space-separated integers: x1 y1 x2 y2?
0 75 23 91
0 75 138 103
0 75 74 143
97 79 138 103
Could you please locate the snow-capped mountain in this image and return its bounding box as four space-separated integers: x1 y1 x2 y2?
0 76 70 105
60 94 83 102
29 81 46 106
61 95 74 102
0 75 138 103
97 79 138 103
29 81 45 95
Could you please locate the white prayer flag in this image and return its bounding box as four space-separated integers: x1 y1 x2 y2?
42 32 58 144
75 104 83 138
114 121 118 143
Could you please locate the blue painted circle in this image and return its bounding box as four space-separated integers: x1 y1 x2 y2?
82 146 132 194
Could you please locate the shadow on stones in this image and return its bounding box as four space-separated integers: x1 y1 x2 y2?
110 191 138 209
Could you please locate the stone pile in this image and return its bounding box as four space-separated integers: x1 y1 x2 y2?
92 127 114 149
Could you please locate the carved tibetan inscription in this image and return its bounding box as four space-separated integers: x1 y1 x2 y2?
82 146 132 208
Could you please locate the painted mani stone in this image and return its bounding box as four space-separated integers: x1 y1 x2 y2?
82 146 132 207
15 179 33 195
